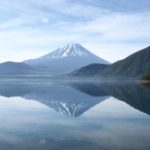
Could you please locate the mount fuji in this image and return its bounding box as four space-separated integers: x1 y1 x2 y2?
24 43 109 74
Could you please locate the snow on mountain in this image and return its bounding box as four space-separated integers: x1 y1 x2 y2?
49 43 95 58
47 97 107 117
24 43 110 74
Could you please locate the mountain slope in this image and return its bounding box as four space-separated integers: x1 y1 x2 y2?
24 43 109 74
68 46 150 79
0 61 36 74
100 46 150 78
70 63 110 77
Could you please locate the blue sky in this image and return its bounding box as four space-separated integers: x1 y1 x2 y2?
0 0 150 63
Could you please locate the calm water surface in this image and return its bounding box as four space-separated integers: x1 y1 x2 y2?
0 79 150 150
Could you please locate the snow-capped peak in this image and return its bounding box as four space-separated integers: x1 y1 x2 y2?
24 43 110 74
49 43 91 58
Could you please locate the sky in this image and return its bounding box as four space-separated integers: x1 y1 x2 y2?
0 0 150 63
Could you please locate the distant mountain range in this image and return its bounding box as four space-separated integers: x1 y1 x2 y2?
71 46 150 79
0 43 109 75
0 44 149 79
24 43 109 74
0 61 36 74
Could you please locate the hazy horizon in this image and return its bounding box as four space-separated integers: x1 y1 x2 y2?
0 0 150 63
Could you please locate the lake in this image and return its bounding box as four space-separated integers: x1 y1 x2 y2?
0 79 150 150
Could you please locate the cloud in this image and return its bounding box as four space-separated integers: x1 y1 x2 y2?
42 18 49 23
0 0 149 63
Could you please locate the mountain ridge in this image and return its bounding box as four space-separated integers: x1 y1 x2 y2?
100 46 150 78
69 46 150 79
0 61 37 74
0 44 149 78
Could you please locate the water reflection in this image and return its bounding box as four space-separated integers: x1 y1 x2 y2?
0 81 150 116
0 82 109 117
0 80 150 150
70 82 150 115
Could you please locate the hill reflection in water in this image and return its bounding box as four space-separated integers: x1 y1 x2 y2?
0 80 149 116
0 80 150 150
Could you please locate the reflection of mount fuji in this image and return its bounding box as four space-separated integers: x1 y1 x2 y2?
0 81 150 116
0 83 109 117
